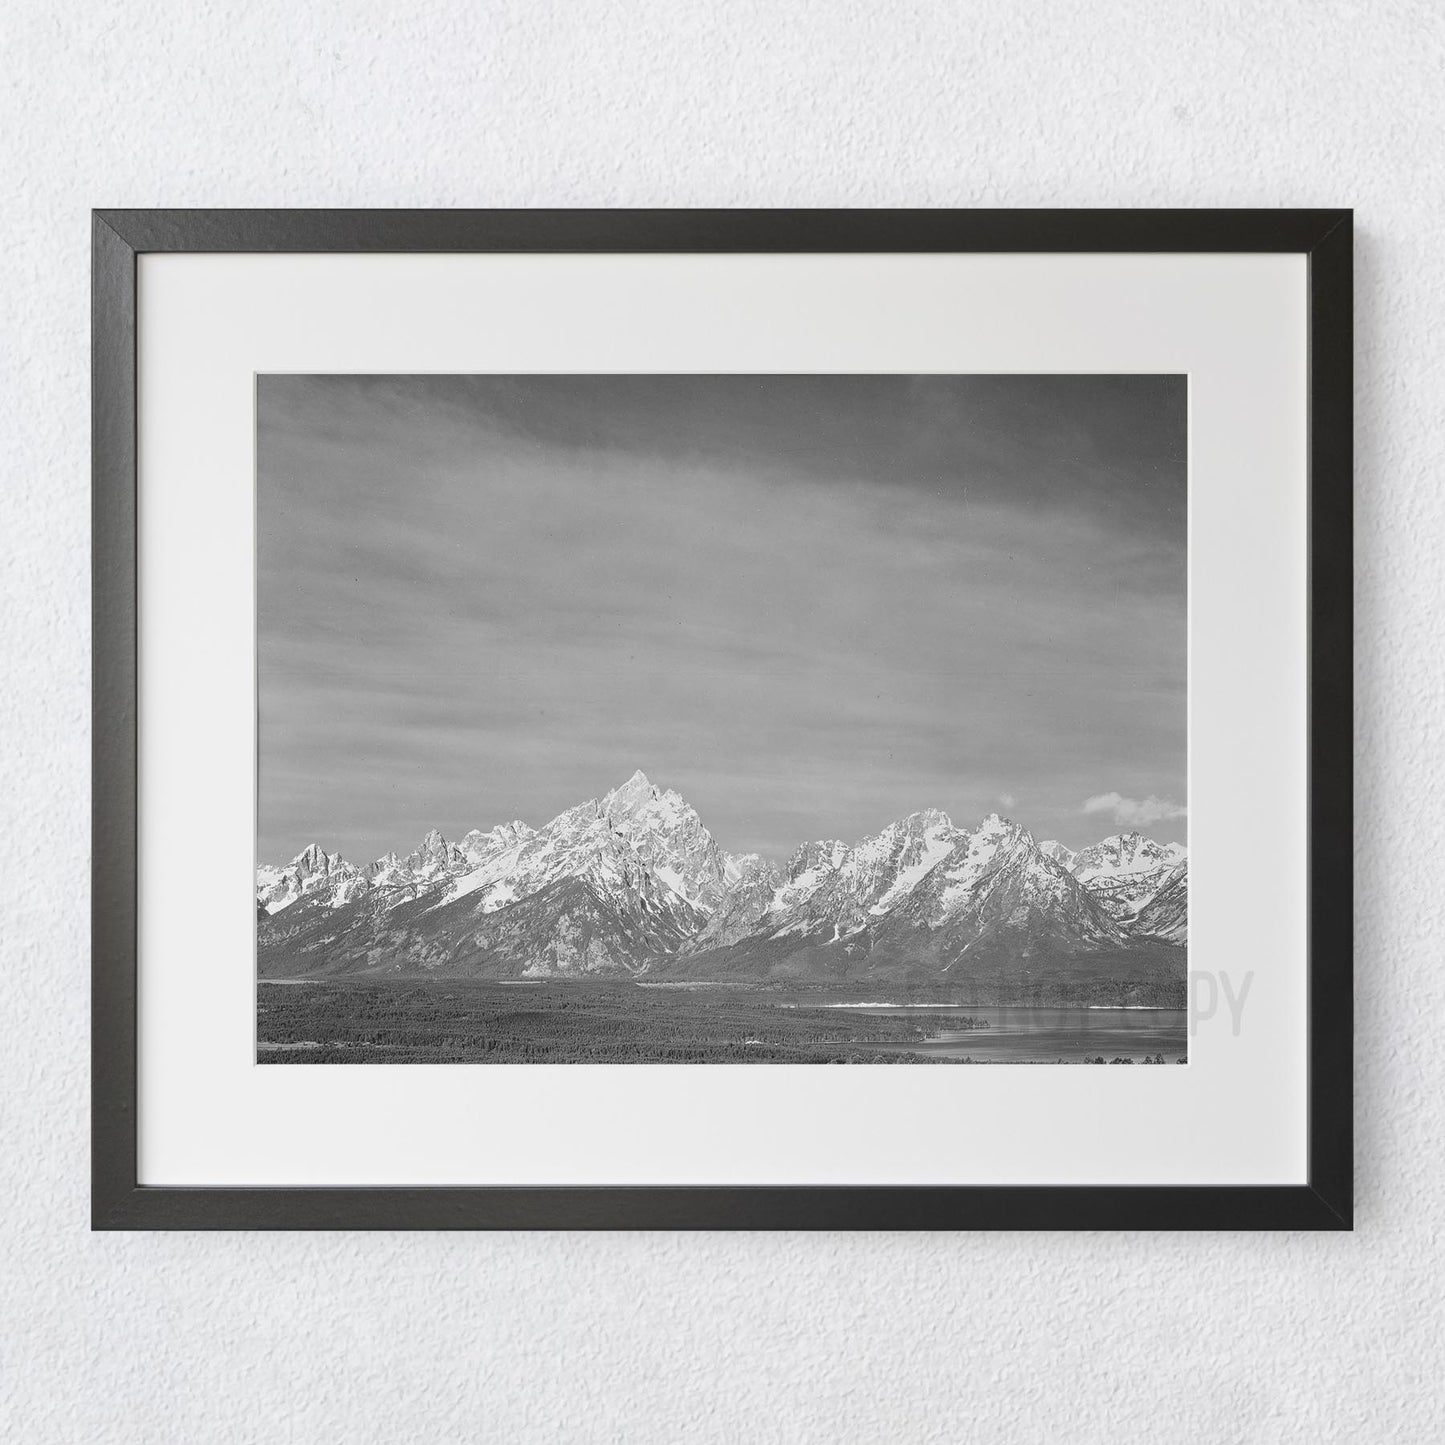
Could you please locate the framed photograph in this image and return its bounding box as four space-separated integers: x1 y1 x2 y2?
93 209 1352 1229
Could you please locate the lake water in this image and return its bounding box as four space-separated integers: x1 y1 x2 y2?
800 1004 1188 1063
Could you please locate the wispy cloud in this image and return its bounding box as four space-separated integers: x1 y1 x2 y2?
1082 792 1187 828
257 376 1187 861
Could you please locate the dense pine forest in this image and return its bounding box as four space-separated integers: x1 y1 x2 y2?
257 980 990 1064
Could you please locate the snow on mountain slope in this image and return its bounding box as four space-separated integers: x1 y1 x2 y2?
464 877 677 976
684 853 784 952
879 814 1123 955
436 794 705 941
460 820 535 864
685 814 1112 966
599 770 736 911
664 811 1132 984
428 772 722 933
262 822 529 919
257 780 1187 980
256 844 366 914
258 772 723 977
766 811 964 930
405 827 466 875
1069 832 1189 920
1131 862 1188 943
258 868 695 981
421 872 696 978
359 830 477 909
1072 832 1186 878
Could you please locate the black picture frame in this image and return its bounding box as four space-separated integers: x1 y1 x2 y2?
92 208 1353 1231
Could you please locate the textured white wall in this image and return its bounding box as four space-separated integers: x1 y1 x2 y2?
1 2 1436 1439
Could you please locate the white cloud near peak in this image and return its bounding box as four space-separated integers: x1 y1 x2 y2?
1082 792 1187 827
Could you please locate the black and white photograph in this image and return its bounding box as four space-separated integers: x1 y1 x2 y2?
6 0 1404 1411
256 373 1188 1064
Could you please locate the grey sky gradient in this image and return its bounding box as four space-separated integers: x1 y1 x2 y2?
258 375 1186 863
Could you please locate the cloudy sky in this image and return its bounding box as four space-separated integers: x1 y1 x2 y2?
257 374 1186 863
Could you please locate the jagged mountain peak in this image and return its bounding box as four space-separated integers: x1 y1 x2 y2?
960 811 1036 858
258 787 1187 978
461 820 536 855
1097 830 1148 861
604 768 658 807
601 769 698 831
1073 831 1183 876
724 851 776 882
597 771 734 910
405 827 464 870
898 807 954 833
256 842 363 915
291 842 331 873
789 839 849 874
1068 832 1188 929
1133 861 1188 942
975 810 1022 835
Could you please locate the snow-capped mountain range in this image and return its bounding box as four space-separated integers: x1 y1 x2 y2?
257 770 1187 983
1040 832 1187 922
